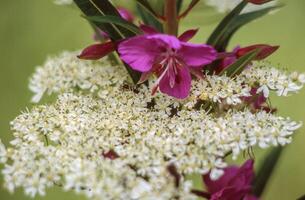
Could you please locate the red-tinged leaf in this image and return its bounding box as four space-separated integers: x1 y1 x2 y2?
247 0 275 5
178 29 199 42
236 44 279 60
78 41 116 60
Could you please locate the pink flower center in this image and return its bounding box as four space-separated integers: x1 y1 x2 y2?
153 48 184 89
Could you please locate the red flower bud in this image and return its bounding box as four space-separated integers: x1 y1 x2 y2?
102 150 119 160
247 0 274 5
236 44 279 60
78 41 116 60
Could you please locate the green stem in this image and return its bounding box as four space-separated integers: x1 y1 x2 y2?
164 0 178 35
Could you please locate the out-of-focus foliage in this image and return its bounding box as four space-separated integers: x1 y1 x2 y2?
0 0 304 199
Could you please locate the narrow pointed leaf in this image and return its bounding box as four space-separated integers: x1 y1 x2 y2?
176 0 183 14
73 0 141 83
136 3 163 32
253 147 283 197
86 16 142 35
207 1 248 47
179 0 200 19
215 5 282 51
219 49 259 77
297 194 305 200
136 0 162 21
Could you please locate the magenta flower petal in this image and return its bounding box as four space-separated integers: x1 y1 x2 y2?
159 66 191 99
118 36 161 72
118 32 217 99
178 43 217 67
244 194 259 200
147 34 181 49
203 160 256 200
118 7 134 22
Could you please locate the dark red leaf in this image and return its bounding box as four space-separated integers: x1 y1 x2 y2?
178 29 199 42
78 41 116 60
236 44 279 60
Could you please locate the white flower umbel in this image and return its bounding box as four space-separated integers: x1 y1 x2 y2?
192 74 251 105
0 139 7 163
3 89 301 198
2 51 303 199
29 51 128 103
241 62 305 98
205 0 278 13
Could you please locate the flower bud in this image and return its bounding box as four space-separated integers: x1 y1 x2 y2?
78 41 116 60
247 0 275 5
236 44 279 60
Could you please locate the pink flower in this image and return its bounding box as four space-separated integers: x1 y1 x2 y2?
117 7 135 22
118 31 217 99
203 160 258 200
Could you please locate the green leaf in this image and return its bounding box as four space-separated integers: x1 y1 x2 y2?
86 16 142 35
73 0 141 83
136 0 162 21
219 49 259 77
215 5 282 51
176 0 183 14
207 1 248 47
179 0 200 19
73 0 135 40
136 3 163 32
253 147 283 197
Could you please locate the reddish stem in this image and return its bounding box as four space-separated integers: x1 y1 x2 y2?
164 0 178 35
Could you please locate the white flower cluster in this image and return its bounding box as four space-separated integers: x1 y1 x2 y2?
192 74 251 105
4 91 301 198
1 51 303 199
205 0 278 13
0 139 7 163
54 0 73 5
29 52 305 107
241 63 305 98
29 51 128 103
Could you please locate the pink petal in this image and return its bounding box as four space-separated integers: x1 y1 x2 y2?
118 7 134 22
147 34 181 49
178 43 217 67
204 159 255 195
78 41 116 60
244 194 259 200
178 29 199 42
159 66 191 99
204 167 240 194
118 35 161 72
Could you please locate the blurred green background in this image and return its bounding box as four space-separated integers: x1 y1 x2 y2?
0 0 304 199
